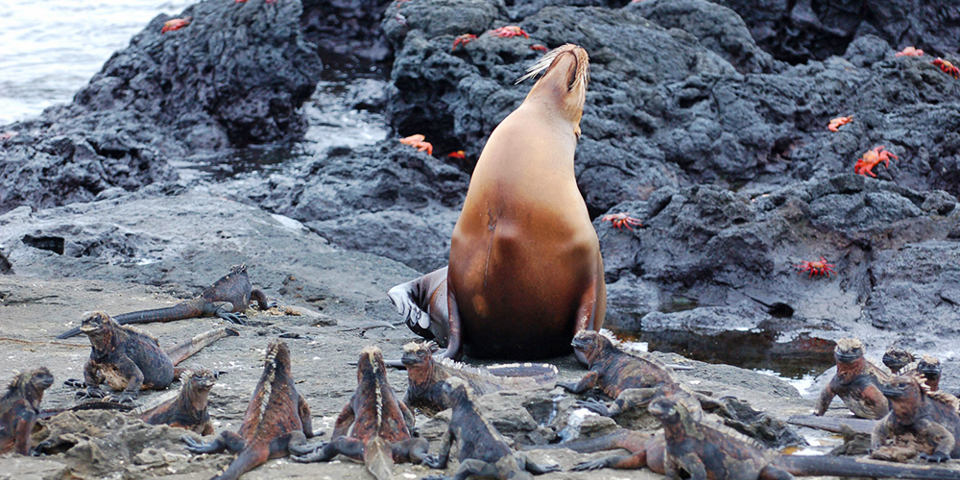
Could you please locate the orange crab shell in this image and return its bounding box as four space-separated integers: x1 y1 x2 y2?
399 134 434 156
161 17 192 33
795 256 836 278
854 146 898 177
447 150 466 160
933 58 960 79
451 34 477 52
530 44 548 52
827 116 853 132
895 46 924 57
489 26 529 38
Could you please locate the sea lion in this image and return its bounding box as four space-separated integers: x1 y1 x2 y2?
389 44 604 363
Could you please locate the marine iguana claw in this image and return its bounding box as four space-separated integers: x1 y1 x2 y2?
576 398 614 416
920 452 951 463
571 458 609 471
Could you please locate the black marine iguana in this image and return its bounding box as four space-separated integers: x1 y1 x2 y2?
67 311 238 403
423 377 560 480
0 367 54 455
873 374 960 462
815 338 891 419
139 369 218 435
57 264 272 339
402 341 557 416
292 345 429 480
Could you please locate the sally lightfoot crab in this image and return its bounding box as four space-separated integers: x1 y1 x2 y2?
855 146 898 177
488 26 529 38
451 34 477 51
400 134 433 155
796 257 836 278
932 58 960 79
602 213 643 231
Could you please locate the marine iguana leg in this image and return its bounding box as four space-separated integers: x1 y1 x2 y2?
423 428 454 469
671 452 708 480
297 394 320 439
182 430 245 454
392 437 430 463
422 459 502 480
814 383 835 415
213 445 270 480
291 436 365 463
577 387 660 417
103 356 145 404
557 370 598 393
515 452 560 474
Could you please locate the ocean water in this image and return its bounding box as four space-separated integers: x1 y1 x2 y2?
0 0 193 126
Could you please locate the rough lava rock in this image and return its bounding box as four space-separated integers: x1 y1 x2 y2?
0 0 323 215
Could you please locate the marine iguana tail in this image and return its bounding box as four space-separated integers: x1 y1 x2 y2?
165 327 240 368
57 264 272 339
402 341 557 416
182 340 318 480
0 367 54 455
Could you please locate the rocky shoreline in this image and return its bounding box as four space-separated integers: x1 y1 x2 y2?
2 0 960 477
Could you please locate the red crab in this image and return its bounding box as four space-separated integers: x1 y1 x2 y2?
796 257 836 278
161 17 191 33
451 34 477 52
489 26 529 38
895 46 924 57
932 58 960 79
399 134 433 155
447 150 466 160
602 213 643 231
854 146 898 177
530 44 548 52
827 116 852 132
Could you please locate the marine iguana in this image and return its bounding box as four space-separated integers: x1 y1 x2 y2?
577 395 960 480
182 340 318 480
139 369 218 435
558 330 703 418
0 367 53 455
291 345 429 480
815 338 891 419
401 341 557 416
68 311 239 404
884 347 915 375
872 374 960 462
57 264 272 339
422 377 560 480
916 355 943 392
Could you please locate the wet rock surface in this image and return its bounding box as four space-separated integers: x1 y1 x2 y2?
0 0 322 215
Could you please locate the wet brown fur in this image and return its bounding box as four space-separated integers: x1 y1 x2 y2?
0 368 53 455
57 264 270 339
389 44 603 363
291 346 428 480
182 340 317 480
815 338 891 419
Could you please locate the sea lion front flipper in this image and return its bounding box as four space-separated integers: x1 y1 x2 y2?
572 253 606 365
388 267 451 345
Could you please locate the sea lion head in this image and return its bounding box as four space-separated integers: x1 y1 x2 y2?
518 44 590 138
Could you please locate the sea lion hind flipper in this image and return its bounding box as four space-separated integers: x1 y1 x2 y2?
388 267 450 343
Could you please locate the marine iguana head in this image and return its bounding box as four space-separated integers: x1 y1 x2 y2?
401 341 437 369
262 339 292 383
5 367 54 408
834 338 865 364
79 311 119 345
357 345 388 383
180 369 217 406
917 355 941 380
648 395 697 436
882 347 914 373
570 330 614 365
880 374 928 422
440 377 474 406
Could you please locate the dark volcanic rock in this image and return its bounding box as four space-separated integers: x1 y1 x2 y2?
0 0 323 215
711 0 960 64
246 141 469 272
301 0 392 68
